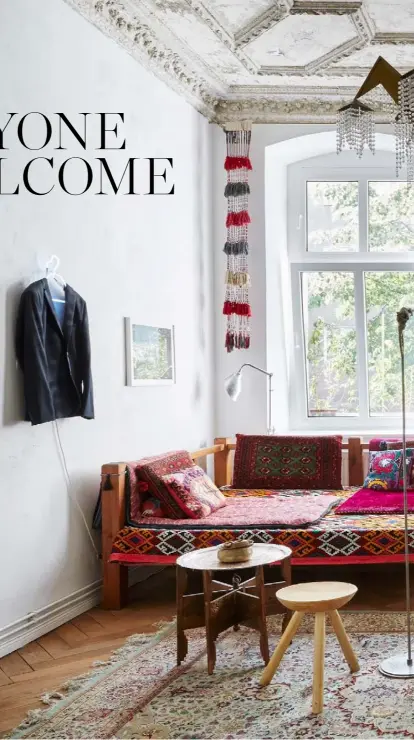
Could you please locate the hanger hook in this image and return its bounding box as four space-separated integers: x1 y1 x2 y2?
46 255 60 275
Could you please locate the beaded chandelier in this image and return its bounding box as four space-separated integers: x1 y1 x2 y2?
337 100 375 158
337 56 414 181
396 71 414 179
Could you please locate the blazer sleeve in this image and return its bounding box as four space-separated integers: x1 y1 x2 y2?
79 301 95 419
15 290 27 371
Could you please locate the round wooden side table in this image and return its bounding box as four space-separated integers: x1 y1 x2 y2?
176 543 292 674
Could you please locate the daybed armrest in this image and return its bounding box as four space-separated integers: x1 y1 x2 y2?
101 462 128 608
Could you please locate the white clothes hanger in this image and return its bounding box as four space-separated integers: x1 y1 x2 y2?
45 255 66 302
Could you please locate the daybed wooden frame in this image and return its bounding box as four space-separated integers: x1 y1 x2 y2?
101 437 367 610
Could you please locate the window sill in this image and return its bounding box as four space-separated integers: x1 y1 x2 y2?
289 429 408 442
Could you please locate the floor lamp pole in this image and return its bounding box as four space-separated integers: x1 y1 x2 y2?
380 307 414 677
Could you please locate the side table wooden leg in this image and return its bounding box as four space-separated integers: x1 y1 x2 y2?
203 570 216 675
260 610 303 686
280 556 293 635
176 565 188 666
256 565 269 664
312 612 325 715
328 610 359 672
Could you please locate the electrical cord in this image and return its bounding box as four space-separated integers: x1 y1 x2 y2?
53 419 100 559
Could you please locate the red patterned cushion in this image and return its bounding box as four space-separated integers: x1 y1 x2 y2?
232 434 342 490
163 466 227 519
128 450 196 521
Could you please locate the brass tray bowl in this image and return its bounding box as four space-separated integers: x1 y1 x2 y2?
217 540 253 563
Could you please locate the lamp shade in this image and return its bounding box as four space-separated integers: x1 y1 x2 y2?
224 371 242 401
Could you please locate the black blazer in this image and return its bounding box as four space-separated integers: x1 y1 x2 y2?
16 279 94 425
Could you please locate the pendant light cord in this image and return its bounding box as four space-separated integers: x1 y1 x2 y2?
53 420 100 559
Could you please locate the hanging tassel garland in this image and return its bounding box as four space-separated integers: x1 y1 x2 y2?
222 127 252 352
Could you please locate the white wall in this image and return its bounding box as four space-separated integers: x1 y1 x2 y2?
0 0 215 642
213 123 393 437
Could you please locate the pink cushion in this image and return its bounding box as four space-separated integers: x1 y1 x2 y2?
336 487 414 515
162 466 227 519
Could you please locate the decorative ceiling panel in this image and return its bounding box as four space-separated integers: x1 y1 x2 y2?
151 8 250 75
64 0 414 123
333 43 414 68
205 0 277 33
366 1 414 33
244 14 356 67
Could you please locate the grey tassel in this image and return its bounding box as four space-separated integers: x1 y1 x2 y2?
224 182 250 198
224 241 249 255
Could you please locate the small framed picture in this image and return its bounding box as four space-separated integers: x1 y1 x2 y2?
125 319 176 386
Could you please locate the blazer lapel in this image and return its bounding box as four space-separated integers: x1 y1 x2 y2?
62 285 76 345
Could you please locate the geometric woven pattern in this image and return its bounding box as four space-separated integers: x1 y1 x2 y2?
110 488 414 566
233 434 342 489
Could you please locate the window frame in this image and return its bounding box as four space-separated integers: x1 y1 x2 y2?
288 159 414 432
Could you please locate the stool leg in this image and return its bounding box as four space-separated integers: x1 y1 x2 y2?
312 612 325 715
260 611 303 686
328 610 360 673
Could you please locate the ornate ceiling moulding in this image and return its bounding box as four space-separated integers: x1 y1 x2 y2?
213 97 393 125
351 6 375 42
290 0 361 15
234 2 291 48
63 0 220 118
143 0 260 75
305 38 363 74
375 32 414 45
231 85 359 97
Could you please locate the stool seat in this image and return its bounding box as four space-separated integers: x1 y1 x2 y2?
260 581 359 715
277 581 358 613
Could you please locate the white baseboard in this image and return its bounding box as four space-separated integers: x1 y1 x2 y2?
0 580 102 658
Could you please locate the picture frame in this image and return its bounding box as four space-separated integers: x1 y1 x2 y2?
124 319 176 386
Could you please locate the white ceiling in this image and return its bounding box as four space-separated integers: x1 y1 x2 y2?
65 0 414 122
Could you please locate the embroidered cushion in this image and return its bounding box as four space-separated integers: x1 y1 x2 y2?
232 434 342 490
162 466 227 519
363 450 413 490
379 441 414 488
127 450 196 522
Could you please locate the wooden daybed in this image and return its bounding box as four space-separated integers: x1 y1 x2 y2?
101 436 413 609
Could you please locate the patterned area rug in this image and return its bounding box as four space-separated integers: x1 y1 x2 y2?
10 613 414 739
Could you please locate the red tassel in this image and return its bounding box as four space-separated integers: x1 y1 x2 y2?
225 331 234 352
225 330 251 352
226 210 251 227
222 301 251 317
224 156 252 171
238 302 251 317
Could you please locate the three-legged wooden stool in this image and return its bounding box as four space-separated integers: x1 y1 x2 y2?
260 581 360 714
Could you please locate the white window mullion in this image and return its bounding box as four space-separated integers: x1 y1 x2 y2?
354 267 369 421
358 177 368 253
